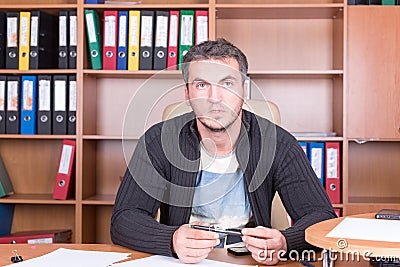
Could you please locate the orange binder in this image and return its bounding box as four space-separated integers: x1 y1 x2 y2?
53 139 76 200
325 142 341 204
102 10 118 70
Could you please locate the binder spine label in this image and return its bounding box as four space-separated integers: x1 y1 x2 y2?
70 15 77 46
181 15 193 46
7 17 18 47
311 147 323 178
129 15 138 46
119 16 127 47
155 16 168 48
141 16 153 47
7 81 18 111
39 80 51 111
0 82 4 111
59 15 67 46
54 81 66 111
22 80 33 111
86 13 97 43
20 16 29 47
105 15 116 47
169 15 178 47
30 17 39 46
58 144 73 174
327 148 338 179
69 81 77 112
196 15 208 45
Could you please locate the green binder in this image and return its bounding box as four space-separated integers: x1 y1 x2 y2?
0 155 14 198
178 10 194 70
381 0 395 4
84 10 102 70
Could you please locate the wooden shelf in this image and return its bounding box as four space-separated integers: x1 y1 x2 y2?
3 1 397 244
215 4 344 19
0 194 76 205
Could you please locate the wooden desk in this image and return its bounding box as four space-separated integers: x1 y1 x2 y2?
0 243 369 266
306 213 400 257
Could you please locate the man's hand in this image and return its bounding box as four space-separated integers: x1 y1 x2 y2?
241 226 287 265
172 222 220 264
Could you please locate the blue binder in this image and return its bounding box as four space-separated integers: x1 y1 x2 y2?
117 11 128 70
20 75 37 134
307 142 325 186
298 141 308 155
0 203 14 236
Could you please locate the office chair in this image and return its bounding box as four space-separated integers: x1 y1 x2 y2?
162 99 291 230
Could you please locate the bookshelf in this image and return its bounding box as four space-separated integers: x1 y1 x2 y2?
1 0 399 244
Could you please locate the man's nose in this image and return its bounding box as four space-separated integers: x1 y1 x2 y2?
208 83 223 102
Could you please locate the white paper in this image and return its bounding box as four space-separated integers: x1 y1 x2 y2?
111 255 256 267
2 248 131 267
326 218 400 243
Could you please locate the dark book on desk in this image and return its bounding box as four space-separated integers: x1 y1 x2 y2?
0 154 14 198
0 229 72 244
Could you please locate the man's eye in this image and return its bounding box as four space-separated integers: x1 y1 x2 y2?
196 82 208 89
223 81 233 87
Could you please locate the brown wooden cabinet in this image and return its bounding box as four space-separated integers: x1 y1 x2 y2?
1 0 398 244
345 6 400 215
347 6 400 139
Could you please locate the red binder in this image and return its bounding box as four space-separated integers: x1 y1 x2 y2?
167 10 179 70
0 229 72 244
325 142 341 204
102 10 118 70
53 139 76 200
195 10 208 45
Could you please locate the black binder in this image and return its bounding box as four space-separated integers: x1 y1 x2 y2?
29 11 58 69
37 75 52 135
68 11 77 69
0 12 6 69
52 75 67 135
5 76 20 134
153 10 169 70
5 13 19 70
0 76 6 134
348 0 356 4
58 11 69 69
369 0 381 4
67 75 76 135
139 10 155 70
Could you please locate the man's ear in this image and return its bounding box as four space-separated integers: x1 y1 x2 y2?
243 78 250 100
184 85 190 105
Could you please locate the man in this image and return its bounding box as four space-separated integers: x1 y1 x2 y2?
111 38 336 265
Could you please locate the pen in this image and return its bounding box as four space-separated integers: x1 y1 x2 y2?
190 225 243 236
299 259 315 267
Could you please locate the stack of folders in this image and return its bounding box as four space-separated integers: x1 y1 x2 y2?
0 10 77 70
0 75 76 135
348 0 399 4
298 141 342 205
84 9 208 70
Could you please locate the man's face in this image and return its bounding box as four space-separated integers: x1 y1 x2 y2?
185 58 245 132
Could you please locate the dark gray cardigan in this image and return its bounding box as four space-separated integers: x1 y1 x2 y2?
110 110 336 256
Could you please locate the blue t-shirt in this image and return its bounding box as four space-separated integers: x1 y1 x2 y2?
190 145 251 231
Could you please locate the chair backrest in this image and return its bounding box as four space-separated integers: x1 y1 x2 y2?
162 99 290 230
162 99 281 125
